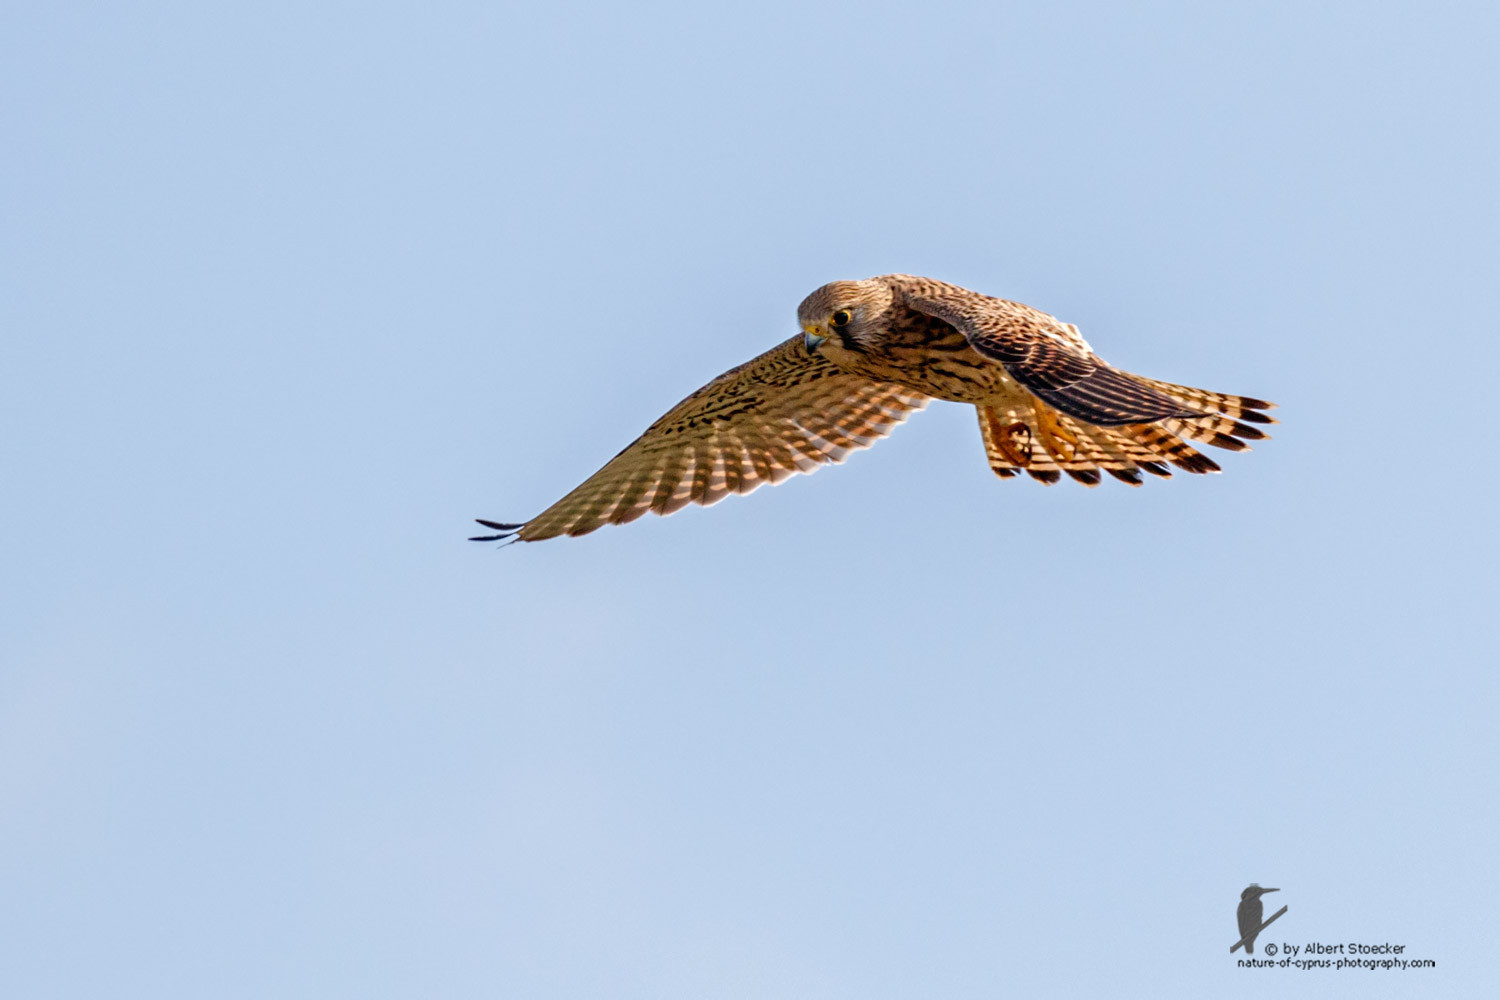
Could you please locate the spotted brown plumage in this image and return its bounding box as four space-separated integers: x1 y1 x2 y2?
899 277 1196 425
474 274 1274 542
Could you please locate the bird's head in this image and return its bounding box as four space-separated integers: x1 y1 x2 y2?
797 279 894 356
1241 885 1279 901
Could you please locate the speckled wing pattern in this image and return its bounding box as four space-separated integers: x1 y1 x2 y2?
472 336 929 542
901 283 1198 425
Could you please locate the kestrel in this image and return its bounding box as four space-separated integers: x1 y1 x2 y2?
473 274 1274 543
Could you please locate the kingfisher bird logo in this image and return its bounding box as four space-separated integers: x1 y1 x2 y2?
1232 884 1288 953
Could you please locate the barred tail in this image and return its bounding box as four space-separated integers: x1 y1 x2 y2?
975 380 1274 487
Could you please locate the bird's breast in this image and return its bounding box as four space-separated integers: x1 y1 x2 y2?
842 314 1012 403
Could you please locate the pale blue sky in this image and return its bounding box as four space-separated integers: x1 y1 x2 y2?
3 1 1496 997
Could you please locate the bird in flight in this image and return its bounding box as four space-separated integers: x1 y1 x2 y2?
474 274 1274 543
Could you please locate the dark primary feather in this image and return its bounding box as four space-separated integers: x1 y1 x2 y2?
1025 364 1196 425
954 325 1196 425
470 519 523 541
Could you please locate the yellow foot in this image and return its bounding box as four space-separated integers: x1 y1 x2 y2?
1033 405 1080 462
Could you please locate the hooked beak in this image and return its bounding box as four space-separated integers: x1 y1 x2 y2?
803 326 827 352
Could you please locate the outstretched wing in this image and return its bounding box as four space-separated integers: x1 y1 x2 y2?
901 282 1198 425
475 335 929 542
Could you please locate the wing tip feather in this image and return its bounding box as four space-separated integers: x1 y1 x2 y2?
470 518 526 543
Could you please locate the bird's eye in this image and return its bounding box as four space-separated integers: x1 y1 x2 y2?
831 310 852 328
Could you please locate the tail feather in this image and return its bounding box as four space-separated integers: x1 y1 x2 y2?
1124 422 1222 474
975 375 1272 487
